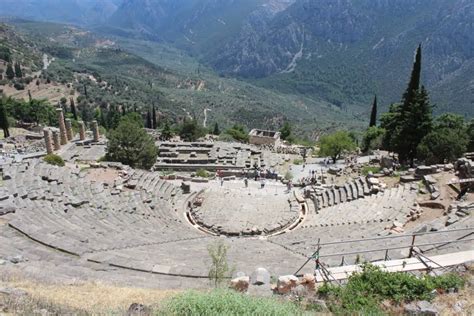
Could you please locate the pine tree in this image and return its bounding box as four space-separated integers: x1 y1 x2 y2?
14 62 23 78
213 122 220 135
5 63 14 80
0 98 10 138
369 95 377 127
70 98 78 120
152 104 157 129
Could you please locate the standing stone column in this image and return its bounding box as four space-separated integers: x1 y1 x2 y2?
65 118 73 141
43 128 53 154
78 121 86 141
52 129 61 151
57 108 68 145
92 120 100 142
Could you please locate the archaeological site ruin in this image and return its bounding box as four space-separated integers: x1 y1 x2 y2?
0 108 472 294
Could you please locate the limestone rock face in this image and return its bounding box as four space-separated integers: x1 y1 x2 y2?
230 276 250 292
277 275 299 294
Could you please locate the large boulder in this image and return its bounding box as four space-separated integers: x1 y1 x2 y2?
404 300 439 316
126 303 151 316
276 275 299 294
230 276 250 292
300 273 316 292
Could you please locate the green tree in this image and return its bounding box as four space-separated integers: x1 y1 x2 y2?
319 131 356 163
417 114 468 164
106 117 158 169
468 119 474 152
369 95 377 127
224 124 249 143
380 46 432 166
0 97 10 138
402 44 422 110
362 126 385 152
5 63 14 80
70 98 78 120
14 62 22 78
161 121 173 141
152 104 157 130
213 122 220 135
146 109 152 129
207 240 231 288
280 122 292 140
179 119 205 142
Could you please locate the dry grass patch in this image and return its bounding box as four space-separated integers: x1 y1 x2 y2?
1 276 180 314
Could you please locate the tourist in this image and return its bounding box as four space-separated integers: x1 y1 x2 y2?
260 179 265 189
244 178 248 188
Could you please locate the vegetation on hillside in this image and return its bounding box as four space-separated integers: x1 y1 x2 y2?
319 264 465 315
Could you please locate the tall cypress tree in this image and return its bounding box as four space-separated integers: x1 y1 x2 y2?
381 45 432 166
0 98 10 138
70 98 78 120
5 63 14 80
146 109 152 129
402 44 422 111
369 95 377 127
14 62 23 78
152 104 157 129
213 122 220 135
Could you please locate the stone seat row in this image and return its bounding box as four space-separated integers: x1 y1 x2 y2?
303 185 415 227
311 177 373 211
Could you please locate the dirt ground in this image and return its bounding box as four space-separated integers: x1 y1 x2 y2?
83 167 121 185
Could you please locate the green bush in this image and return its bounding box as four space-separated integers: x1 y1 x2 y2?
293 159 304 165
43 154 65 167
319 264 465 315
196 168 209 178
159 289 307 316
361 166 381 176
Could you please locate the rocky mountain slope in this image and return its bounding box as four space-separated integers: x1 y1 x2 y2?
106 0 474 115
1 0 472 116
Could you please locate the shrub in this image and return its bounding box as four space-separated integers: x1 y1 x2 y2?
319 264 465 314
361 166 381 176
159 289 306 316
207 240 231 288
43 154 65 167
196 168 209 178
293 158 304 165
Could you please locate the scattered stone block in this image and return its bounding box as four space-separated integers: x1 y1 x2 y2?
230 276 250 292
430 191 440 200
277 275 299 294
404 300 439 316
446 215 459 226
400 175 417 183
251 267 270 286
300 273 316 292
126 303 151 316
416 166 435 176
